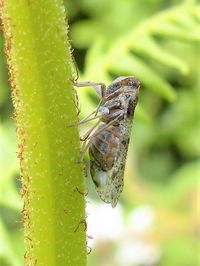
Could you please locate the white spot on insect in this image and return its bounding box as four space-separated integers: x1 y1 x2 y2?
92 170 107 188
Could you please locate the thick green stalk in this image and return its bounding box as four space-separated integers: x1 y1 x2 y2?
1 1 86 265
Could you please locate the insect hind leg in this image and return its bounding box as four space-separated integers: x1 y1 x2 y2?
77 119 102 162
80 119 101 141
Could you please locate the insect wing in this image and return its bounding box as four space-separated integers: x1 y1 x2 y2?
90 161 111 202
108 125 131 207
90 123 131 208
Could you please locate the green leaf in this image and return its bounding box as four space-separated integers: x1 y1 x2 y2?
166 160 200 207
109 53 176 101
135 104 152 125
131 36 189 74
0 219 21 266
149 19 200 42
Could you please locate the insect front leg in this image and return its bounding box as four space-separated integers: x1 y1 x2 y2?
72 80 106 98
72 80 107 115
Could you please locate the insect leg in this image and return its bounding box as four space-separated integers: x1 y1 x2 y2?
94 98 104 116
80 119 101 141
72 80 106 115
72 80 106 97
78 119 102 161
78 114 103 126
78 139 92 162
68 110 103 127
104 87 132 101
78 113 122 161
87 113 123 140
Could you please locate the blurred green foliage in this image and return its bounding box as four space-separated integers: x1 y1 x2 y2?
0 0 199 265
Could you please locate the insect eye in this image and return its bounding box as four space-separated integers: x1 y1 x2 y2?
131 79 140 88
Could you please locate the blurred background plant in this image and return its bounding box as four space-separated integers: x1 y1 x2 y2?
0 0 199 265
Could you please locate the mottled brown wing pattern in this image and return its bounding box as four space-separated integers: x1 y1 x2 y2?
91 121 132 207
107 122 132 207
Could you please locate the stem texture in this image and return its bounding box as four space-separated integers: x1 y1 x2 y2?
0 1 86 265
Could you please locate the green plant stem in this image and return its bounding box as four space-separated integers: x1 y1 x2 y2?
1 1 86 265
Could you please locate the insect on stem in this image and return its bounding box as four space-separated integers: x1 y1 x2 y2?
74 76 140 207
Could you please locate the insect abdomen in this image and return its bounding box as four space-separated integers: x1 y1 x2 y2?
89 124 120 171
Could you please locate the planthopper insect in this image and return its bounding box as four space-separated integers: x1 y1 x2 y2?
73 76 140 208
